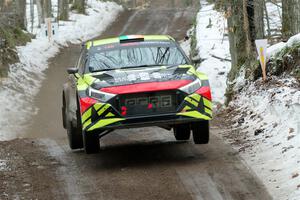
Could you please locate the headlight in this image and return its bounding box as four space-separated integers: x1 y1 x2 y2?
179 79 201 94
88 87 116 102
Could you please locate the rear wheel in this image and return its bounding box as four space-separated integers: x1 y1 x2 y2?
83 131 100 154
192 121 209 144
173 124 191 141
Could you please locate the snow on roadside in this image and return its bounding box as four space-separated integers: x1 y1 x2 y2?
0 1 123 140
267 33 300 58
195 1 300 199
195 1 231 105
226 77 300 200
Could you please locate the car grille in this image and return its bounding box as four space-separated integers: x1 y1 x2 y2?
117 90 180 117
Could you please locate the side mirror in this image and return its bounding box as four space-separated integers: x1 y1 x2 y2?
67 67 78 74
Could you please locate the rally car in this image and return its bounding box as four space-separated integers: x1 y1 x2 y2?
62 35 212 154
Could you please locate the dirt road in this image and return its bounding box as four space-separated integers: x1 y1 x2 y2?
1 1 272 199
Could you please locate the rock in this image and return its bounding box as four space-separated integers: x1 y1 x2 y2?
292 173 299 179
282 145 294 153
238 117 245 124
254 129 264 136
287 135 295 141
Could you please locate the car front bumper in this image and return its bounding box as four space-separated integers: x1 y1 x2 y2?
80 91 212 132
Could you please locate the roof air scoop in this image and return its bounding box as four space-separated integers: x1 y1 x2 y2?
119 35 145 43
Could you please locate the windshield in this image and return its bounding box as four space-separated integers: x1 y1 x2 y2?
87 42 188 72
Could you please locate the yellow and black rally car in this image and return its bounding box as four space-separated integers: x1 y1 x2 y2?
62 35 212 154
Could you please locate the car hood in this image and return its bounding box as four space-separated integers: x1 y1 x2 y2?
89 65 197 90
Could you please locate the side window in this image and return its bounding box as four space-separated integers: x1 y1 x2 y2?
77 50 87 75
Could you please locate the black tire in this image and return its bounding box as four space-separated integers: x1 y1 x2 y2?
83 130 100 154
62 94 67 129
67 122 84 149
65 94 83 149
192 121 209 144
173 124 191 141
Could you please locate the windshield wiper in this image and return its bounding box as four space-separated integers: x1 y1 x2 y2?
90 68 115 73
119 64 164 70
90 64 183 73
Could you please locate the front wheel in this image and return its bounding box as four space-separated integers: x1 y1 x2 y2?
64 94 83 149
83 131 100 154
67 123 84 149
192 121 209 144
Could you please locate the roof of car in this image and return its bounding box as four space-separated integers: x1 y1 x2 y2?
86 35 175 49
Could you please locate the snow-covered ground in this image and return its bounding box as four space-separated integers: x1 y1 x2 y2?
195 2 231 105
194 1 299 199
0 1 123 140
229 77 300 200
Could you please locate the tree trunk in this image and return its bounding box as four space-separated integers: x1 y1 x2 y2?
73 0 85 14
36 0 43 26
43 0 52 19
36 0 52 25
227 0 248 76
264 0 271 38
15 0 27 29
282 0 300 41
254 0 264 39
30 0 34 33
58 0 69 20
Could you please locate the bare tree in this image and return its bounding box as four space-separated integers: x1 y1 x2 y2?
72 0 85 14
282 0 300 40
36 0 52 26
58 0 69 20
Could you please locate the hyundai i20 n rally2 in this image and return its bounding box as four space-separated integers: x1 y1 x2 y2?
62 35 212 154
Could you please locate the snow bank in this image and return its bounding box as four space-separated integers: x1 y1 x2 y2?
195 2 231 105
227 77 300 200
267 33 300 58
0 1 123 140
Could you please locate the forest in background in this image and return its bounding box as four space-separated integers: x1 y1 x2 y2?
209 0 300 102
0 0 86 76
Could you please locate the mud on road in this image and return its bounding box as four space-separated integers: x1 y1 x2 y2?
1 0 272 199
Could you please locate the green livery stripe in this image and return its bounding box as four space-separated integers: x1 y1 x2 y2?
106 112 115 117
97 104 110 116
205 108 212 116
190 93 201 102
203 98 212 110
196 71 209 80
178 65 208 80
185 97 198 107
88 118 125 131
77 77 89 91
177 111 212 120
82 108 92 123
83 75 97 86
83 119 92 130
86 35 174 49
94 103 104 111
144 35 172 41
183 106 192 111
87 38 119 49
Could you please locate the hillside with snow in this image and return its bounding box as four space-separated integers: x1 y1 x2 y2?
193 1 300 199
0 1 123 140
